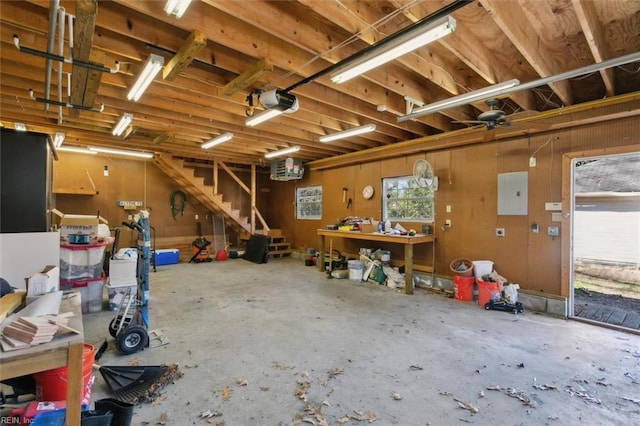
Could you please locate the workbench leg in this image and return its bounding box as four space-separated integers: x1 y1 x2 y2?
66 343 83 426
404 244 414 295
318 235 325 272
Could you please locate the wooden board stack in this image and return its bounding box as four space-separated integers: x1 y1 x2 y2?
0 313 78 351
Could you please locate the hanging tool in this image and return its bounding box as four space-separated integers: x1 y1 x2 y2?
170 190 187 219
342 187 348 203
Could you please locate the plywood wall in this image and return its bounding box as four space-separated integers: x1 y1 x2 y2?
270 117 639 296
52 153 266 251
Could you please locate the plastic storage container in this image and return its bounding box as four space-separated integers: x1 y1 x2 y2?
60 275 104 314
59 242 106 281
472 260 494 281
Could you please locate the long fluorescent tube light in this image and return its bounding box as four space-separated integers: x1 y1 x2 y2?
265 145 300 159
53 132 65 147
319 124 377 143
57 146 97 155
331 16 456 84
398 79 520 122
202 132 234 149
88 146 153 159
112 113 133 136
164 0 192 18
127 54 164 101
246 109 284 127
14 122 26 131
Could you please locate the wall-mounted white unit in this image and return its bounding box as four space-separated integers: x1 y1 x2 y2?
270 158 304 181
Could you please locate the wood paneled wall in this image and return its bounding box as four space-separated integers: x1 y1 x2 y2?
270 117 639 296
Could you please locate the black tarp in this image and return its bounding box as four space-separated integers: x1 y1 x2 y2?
243 235 270 264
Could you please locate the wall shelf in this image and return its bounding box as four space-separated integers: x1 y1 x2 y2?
53 188 98 196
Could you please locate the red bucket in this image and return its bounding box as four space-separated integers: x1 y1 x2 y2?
453 276 475 302
477 280 501 307
34 343 95 402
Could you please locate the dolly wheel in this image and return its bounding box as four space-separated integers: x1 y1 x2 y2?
108 316 131 338
116 326 149 354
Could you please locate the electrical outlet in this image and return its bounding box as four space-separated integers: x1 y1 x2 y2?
445 219 452 227
195 214 199 220
529 157 536 167
446 205 452 213
547 226 560 237
496 228 505 237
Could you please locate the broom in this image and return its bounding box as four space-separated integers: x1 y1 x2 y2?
98 363 182 404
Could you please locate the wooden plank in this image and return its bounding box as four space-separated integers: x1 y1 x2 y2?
52 187 98 195
222 58 273 96
163 29 207 81
69 0 99 117
0 291 26 322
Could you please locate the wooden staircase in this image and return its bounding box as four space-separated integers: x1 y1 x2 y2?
153 154 251 234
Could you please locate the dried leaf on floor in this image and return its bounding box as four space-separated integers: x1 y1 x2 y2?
236 378 248 386
157 411 169 424
260 386 270 392
351 410 377 423
201 409 223 418
533 384 558 391
302 404 328 426
322 400 332 406
439 391 453 396
300 370 310 377
295 381 311 402
218 386 233 401
486 385 536 407
337 416 350 424
564 385 601 404
595 379 609 386
454 398 478 414
128 357 140 366
328 367 344 379
478 391 485 398
622 396 640 406
391 392 402 400
409 365 423 371
273 362 291 370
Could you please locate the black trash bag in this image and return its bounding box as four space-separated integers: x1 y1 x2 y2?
80 410 113 426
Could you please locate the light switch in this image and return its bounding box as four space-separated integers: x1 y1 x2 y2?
446 205 451 213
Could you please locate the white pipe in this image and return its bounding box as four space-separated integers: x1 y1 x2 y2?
57 7 65 123
44 0 60 111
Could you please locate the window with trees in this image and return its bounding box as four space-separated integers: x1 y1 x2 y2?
382 176 434 222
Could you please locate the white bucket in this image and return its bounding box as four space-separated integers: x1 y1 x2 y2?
348 260 364 281
380 250 391 262
472 260 494 281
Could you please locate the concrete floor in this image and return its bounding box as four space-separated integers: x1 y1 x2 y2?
83 258 640 425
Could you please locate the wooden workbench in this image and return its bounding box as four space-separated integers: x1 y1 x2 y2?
317 229 436 294
0 292 85 426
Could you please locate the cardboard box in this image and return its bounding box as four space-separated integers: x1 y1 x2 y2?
59 214 100 239
25 265 60 296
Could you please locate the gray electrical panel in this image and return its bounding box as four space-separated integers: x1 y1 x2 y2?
270 158 304 181
497 171 528 215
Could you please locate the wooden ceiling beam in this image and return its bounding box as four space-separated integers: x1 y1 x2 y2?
223 58 273 96
571 0 615 96
69 0 100 118
162 29 207 81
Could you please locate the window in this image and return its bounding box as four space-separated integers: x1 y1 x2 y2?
296 185 322 219
382 176 434 222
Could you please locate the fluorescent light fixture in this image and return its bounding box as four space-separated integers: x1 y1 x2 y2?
398 79 520 122
319 124 377 142
246 108 285 127
264 145 300 159
14 122 26 131
127 54 164 101
202 132 234 149
88 146 153 159
331 15 456 84
112 113 133 136
57 146 97 155
164 0 192 18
